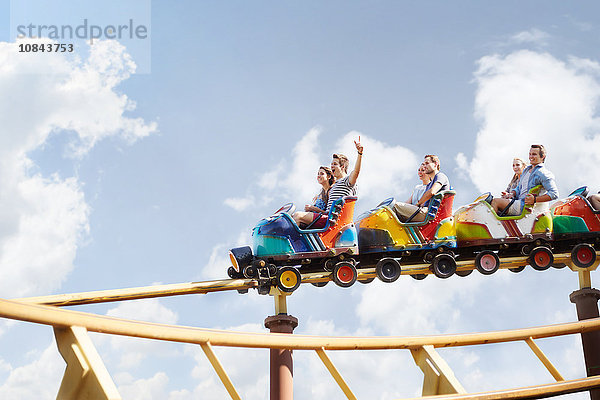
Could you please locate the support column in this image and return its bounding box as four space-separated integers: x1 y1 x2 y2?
264 314 298 400
410 345 466 396
54 326 121 400
570 287 600 400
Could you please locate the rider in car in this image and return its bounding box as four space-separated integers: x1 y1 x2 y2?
293 138 364 228
394 154 450 222
491 144 559 216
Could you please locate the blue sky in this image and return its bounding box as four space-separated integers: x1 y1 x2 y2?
1 1 600 399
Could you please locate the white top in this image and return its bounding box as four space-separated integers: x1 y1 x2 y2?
410 184 427 205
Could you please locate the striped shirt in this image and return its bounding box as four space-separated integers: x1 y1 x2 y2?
325 176 357 213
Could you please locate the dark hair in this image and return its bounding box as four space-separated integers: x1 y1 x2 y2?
531 144 546 161
319 166 335 185
332 153 349 173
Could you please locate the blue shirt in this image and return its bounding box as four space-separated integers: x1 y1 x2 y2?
514 163 559 200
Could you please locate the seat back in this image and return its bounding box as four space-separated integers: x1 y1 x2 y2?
326 196 357 228
419 190 455 240
319 196 358 248
425 190 455 222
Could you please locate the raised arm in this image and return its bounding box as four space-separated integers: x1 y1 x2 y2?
348 139 363 186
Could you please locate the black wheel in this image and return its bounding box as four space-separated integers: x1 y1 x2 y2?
227 266 239 279
276 267 301 293
243 265 257 278
376 258 402 283
571 244 596 268
324 259 336 271
423 252 435 263
268 264 277 276
311 281 329 287
411 274 427 280
431 254 456 279
509 265 526 273
475 251 500 275
456 269 473 277
332 261 357 288
529 246 554 271
358 277 375 284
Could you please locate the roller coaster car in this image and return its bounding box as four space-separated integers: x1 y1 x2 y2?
454 185 554 270
228 196 359 292
552 186 600 269
355 190 457 280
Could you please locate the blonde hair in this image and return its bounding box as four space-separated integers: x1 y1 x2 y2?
509 158 527 188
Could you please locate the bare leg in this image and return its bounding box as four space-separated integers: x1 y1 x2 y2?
292 211 315 226
490 197 513 214
393 202 426 222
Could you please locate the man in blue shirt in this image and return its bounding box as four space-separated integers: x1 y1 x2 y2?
491 144 559 216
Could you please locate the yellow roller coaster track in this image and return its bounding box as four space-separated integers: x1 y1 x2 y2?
14 251 599 307
1 297 600 399
2 250 599 399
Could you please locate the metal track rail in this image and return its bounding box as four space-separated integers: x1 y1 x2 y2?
15 278 259 306
2 298 600 350
2 298 600 399
398 376 600 400
13 252 597 307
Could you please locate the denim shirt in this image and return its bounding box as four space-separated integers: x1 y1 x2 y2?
513 163 559 200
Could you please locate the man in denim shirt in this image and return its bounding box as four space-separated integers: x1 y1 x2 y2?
491 145 559 216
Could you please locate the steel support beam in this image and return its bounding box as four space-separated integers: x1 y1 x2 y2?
315 348 357 400
54 326 121 400
265 290 298 400
264 314 298 400
411 345 466 396
570 287 600 400
200 342 241 400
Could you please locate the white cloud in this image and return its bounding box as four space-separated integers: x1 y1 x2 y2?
106 298 178 325
200 229 252 280
332 131 418 208
116 372 170 400
510 29 550 46
0 343 62 400
224 195 255 211
0 38 156 298
357 278 480 335
228 127 419 217
0 174 89 297
180 323 269 400
279 127 324 202
458 50 600 196
202 243 232 280
104 299 179 368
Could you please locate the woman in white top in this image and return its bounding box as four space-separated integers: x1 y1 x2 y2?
407 164 431 205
